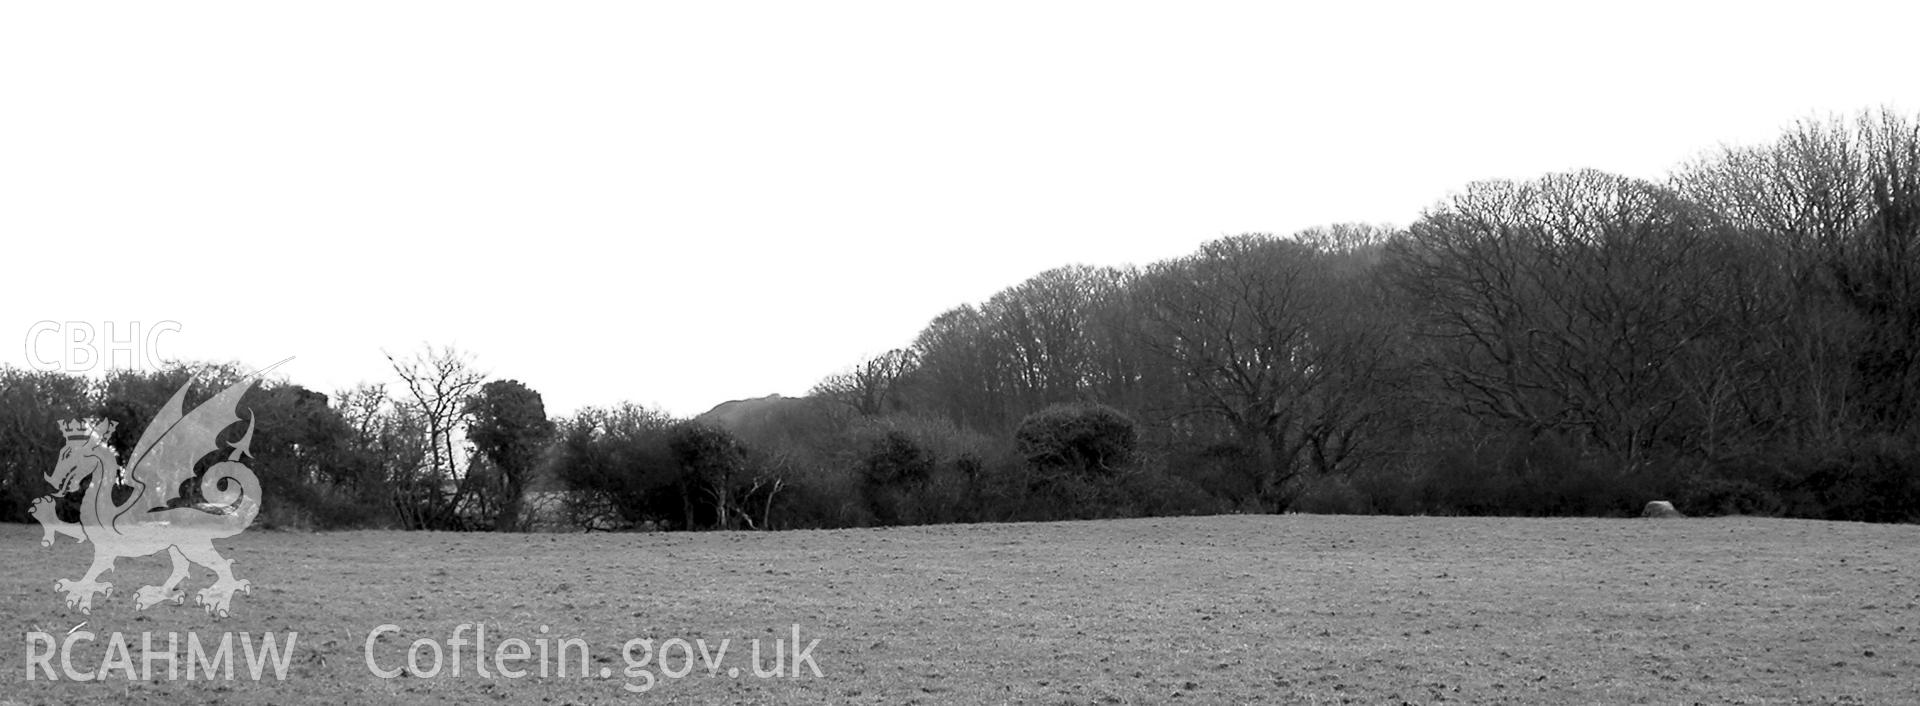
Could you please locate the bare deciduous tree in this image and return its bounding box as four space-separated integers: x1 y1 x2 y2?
1387 170 1753 463
810 348 917 418
1136 232 1398 510
384 345 487 529
1674 108 1920 443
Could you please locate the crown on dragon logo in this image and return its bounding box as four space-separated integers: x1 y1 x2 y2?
59 418 115 442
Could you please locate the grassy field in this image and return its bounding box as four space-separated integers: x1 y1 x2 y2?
2 514 1916 704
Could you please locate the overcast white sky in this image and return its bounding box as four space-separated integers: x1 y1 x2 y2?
3 1 1915 417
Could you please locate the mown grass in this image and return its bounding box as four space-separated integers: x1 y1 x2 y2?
2 515 1916 704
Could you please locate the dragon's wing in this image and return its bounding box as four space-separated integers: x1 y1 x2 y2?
125 376 258 499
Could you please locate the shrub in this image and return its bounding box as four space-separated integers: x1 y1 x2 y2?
1406 429 1654 517
549 411 683 529
1291 475 1370 515
1761 442 1920 523
667 422 751 529
1116 467 1224 517
1015 403 1138 479
1670 473 1781 517
259 482 391 530
862 431 935 488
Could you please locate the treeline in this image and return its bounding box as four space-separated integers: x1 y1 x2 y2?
0 352 557 530
3 109 1916 529
762 108 1920 525
771 109 1920 524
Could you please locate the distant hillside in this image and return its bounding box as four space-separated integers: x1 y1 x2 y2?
697 394 794 428
695 394 841 450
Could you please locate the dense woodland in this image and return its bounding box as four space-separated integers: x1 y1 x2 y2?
4 110 1918 530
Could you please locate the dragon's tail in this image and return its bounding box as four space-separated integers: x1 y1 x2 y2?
198 460 262 535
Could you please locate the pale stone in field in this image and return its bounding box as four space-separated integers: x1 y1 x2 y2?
1641 500 1685 518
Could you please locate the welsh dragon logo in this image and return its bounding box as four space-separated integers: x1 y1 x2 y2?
29 372 269 618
